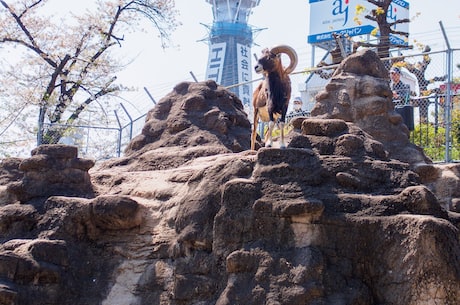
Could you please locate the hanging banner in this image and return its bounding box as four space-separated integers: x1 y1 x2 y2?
308 0 409 45
206 42 227 83
236 43 253 118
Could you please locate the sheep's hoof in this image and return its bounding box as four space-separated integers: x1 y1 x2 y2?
280 144 286 149
265 143 272 148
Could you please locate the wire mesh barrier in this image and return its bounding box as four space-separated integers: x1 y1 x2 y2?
380 49 460 162
118 112 148 155
232 48 460 163
41 111 147 161
39 48 459 163
42 123 123 160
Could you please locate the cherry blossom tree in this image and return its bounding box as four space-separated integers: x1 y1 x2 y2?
0 0 178 147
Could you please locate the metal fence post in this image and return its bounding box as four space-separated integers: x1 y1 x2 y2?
190 71 199 82
440 21 453 162
143 87 157 105
114 110 123 157
119 103 133 141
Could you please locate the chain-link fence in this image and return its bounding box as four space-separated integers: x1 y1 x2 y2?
236 47 460 163
382 49 459 162
42 122 123 160
42 111 147 161
41 48 459 163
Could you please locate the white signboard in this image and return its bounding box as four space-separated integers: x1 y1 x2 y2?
206 42 227 83
308 0 409 45
236 43 253 117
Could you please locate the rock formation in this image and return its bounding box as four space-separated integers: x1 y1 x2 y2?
6 145 95 203
117 80 251 171
0 50 459 305
311 49 431 166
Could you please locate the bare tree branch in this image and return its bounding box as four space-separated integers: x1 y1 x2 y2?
0 0 56 68
389 18 410 28
66 77 118 125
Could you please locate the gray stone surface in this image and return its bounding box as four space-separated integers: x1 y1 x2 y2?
0 62 458 305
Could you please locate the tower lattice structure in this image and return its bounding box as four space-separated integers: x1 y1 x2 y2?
204 0 261 116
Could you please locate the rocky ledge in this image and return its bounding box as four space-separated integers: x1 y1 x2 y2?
0 50 458 305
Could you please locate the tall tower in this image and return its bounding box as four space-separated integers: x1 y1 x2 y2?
204 0 261 116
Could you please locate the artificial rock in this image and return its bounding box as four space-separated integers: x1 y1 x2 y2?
0 50 459 305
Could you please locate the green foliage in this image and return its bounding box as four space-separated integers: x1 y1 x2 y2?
411 122 460 161
452 108 460 144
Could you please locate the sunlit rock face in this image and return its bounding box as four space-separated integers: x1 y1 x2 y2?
0 67 459 304
118 80 252 171
6 145 95 203
311 48 431 166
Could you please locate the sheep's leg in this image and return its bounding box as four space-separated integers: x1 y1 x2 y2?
251 109 259 150
279 122 286 149
265 121 275 147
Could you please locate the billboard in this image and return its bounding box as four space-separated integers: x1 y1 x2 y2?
308 0 409 45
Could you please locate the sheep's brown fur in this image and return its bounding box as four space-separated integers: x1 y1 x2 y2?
251 45 298 150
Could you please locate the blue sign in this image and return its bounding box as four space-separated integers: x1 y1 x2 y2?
391 0 409 9
308 25 374 43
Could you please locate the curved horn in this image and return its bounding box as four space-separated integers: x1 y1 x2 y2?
269 45 298 74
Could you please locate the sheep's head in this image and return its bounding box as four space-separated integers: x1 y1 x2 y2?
254 45 298 75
